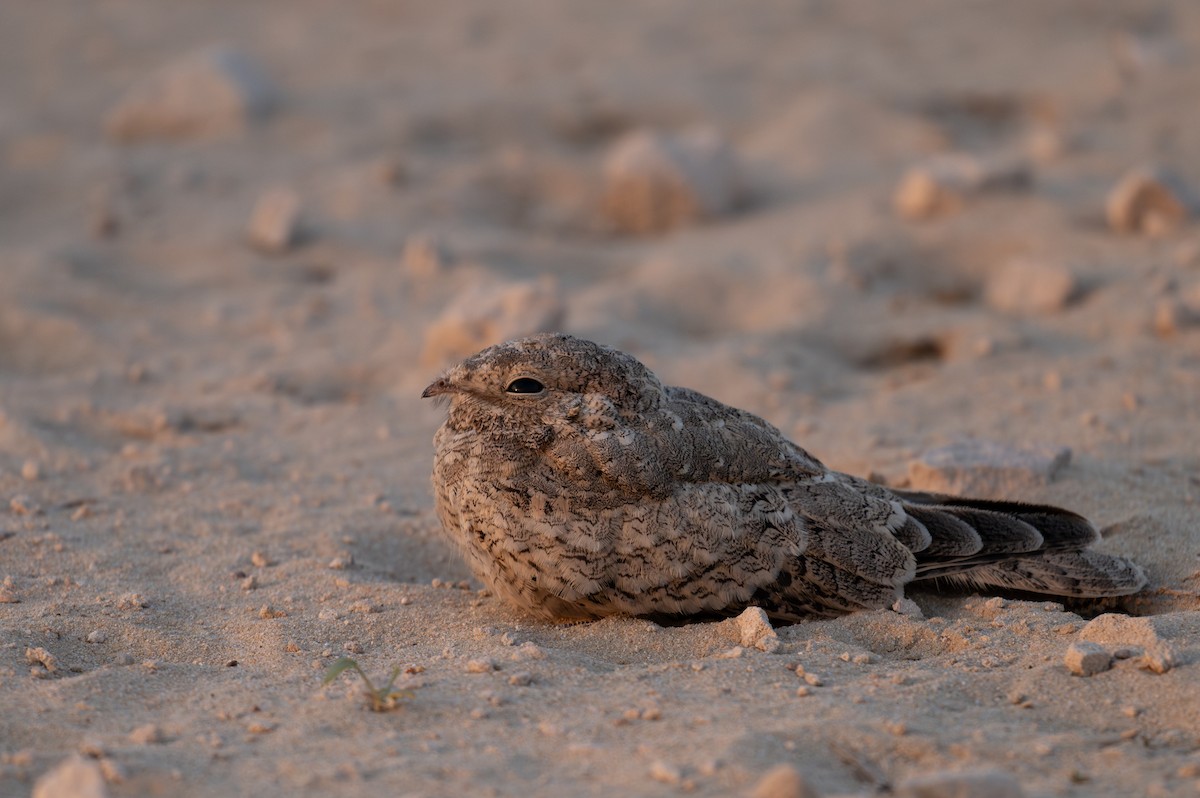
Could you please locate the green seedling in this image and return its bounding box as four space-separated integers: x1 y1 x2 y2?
322 657 412 712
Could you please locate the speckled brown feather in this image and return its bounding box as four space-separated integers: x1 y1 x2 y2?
424 334 1146 622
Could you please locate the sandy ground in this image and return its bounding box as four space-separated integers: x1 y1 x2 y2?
2 2 1200 796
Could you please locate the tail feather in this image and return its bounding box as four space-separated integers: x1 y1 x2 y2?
903 505 982 557
941 507 1043 554
940 550 1147 598
895 493 1142 599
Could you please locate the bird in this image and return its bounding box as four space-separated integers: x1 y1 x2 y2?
422 333 1146 622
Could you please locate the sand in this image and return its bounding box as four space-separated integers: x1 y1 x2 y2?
2 2 1199 796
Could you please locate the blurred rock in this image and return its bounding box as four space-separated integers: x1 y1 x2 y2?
246 189 302 253
601 128 740 234
895 770 1024 798
984 257 1079 315
1063 641 1112 676
1078 614 1188 674
106 46 278 141
894 154 1031 220
1139 642 1178 674
1152 294 1200 337
1080 612 1181 648
1106 167 1190 236
106 46 277 141
422 279 565 366
749 763 822 798
401 234 449 282
907 439 1071 496
32 756 108 798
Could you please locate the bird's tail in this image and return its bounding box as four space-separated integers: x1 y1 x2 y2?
895 491 1146 598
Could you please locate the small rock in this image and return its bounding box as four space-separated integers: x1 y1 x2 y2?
1139 643 1177 674
85 630 108 645
984 257 1079 315
25 646 59 673
895 769 1025 798
117 593 147 610
894 154 1030 221
128 724 164 745
348 600 379 614
749 763 822 798
97 758 125 784
507 671 533 686
601 127 741 234
1064 641 1112 676
648 760 683 786
10 494 40 515
328 555 353 570
77 738 107 758
736 606 781 653
401 234 449 281
240 575 258 591
32 755 109 798
21 460 41 481
259 605 286 619
1106 167 1190 236
89 187 121 239
891 597 924 619
1152 296 1200 337
246 189 302 253
1079 613 1169 649
465 658 497 674
421 278 565 366
106 46 277 141
908 439 1071 496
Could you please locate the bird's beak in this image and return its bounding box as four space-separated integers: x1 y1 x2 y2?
421 377 451 398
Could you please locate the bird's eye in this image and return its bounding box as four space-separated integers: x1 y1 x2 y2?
505 377 545 395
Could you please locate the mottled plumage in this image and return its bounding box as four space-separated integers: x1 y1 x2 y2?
423 334 1146 622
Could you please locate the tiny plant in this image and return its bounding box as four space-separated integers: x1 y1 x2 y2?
322 657 412 712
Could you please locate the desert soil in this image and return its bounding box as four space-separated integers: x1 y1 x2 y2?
2 2 1200 796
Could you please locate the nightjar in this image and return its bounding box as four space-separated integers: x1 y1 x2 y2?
423 333 1146 622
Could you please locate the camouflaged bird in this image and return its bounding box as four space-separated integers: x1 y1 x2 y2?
423 333 1146 622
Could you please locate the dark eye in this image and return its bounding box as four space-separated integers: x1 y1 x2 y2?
505 377 545 395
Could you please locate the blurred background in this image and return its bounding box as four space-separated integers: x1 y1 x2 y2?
1 0 1198 474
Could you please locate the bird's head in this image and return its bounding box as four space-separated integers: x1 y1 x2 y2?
422 333 664 446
